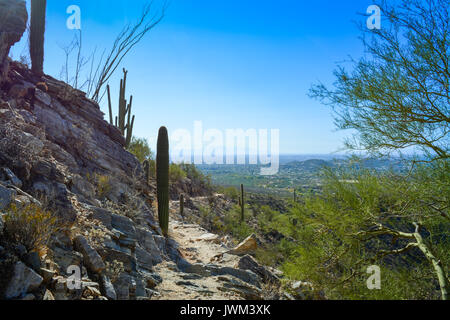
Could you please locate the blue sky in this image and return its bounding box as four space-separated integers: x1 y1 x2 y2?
10 0 377 155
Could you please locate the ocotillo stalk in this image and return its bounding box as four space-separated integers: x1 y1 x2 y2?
30 0 47 75
240 184 245 222
294 190 297 202
180 194 184 219
157 127 170 237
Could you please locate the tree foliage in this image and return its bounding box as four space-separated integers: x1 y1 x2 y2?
297 0 450 300
310 0 449 161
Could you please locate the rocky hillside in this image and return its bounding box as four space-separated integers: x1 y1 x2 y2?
0 0 309 301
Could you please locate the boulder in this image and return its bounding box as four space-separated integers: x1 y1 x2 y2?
227 234 258 256
23 251 41 272
51 247 83 274
73 235 105 274
136 227 163 265
0 184 15 210
112 273 131 300
135 245 154 272
237 255 280 284
0 167 22 188
4 262 43 299
40 268 56 284
218 275 263 300
207 265 261 288
101 275 116 300
43 289 55 300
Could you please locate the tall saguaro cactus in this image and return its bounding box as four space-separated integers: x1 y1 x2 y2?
30 0 47 75
107 69 135 148
157 127 170 237
240 184 245 222
180 194 184 219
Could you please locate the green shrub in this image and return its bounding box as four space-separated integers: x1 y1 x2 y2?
221 186 239 201
222 205 253 241
1 203 59 253
170 163 187 183
127 136 153 163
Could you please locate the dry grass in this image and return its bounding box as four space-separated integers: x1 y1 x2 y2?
1 203 60 253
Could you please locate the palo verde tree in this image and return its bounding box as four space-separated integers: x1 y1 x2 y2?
304 0 449 300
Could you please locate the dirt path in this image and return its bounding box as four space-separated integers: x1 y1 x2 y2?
153 202 244 300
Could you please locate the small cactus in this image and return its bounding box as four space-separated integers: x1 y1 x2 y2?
180 194 184 219
156 127 170 237
30 0 47 75
143 160 150 185
107 69 135 148
240 184 245 222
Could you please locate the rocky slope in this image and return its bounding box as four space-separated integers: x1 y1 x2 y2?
0 0 297 301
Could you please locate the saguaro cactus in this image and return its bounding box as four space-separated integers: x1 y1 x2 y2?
240 184 245 222
143 160 150 185
157 127 170 237
30 0 47 75
180 194 184 219
107 69 135 148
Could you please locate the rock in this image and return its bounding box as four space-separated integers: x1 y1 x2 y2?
51 247 83 274
207 265 261 288
0 184 15 210
135 245 154 272
290 281 325 300
4 262 43 299
134 276 147 298
113 273 130 300
196 233 220 243
82 286 101 299
227 234 258 256
177 259 210 277
23 251 41 272
218 275 263 300
73 235 105 274
34 89 52 106
21 293 35 300
136 227 163 265
140 271 162 289
98 247 136 273
43 290 55 300
40 268 56 283
0 0 28 77
0 167 22 188
237 255 280 284
101 275 116 300
52 277 72 300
